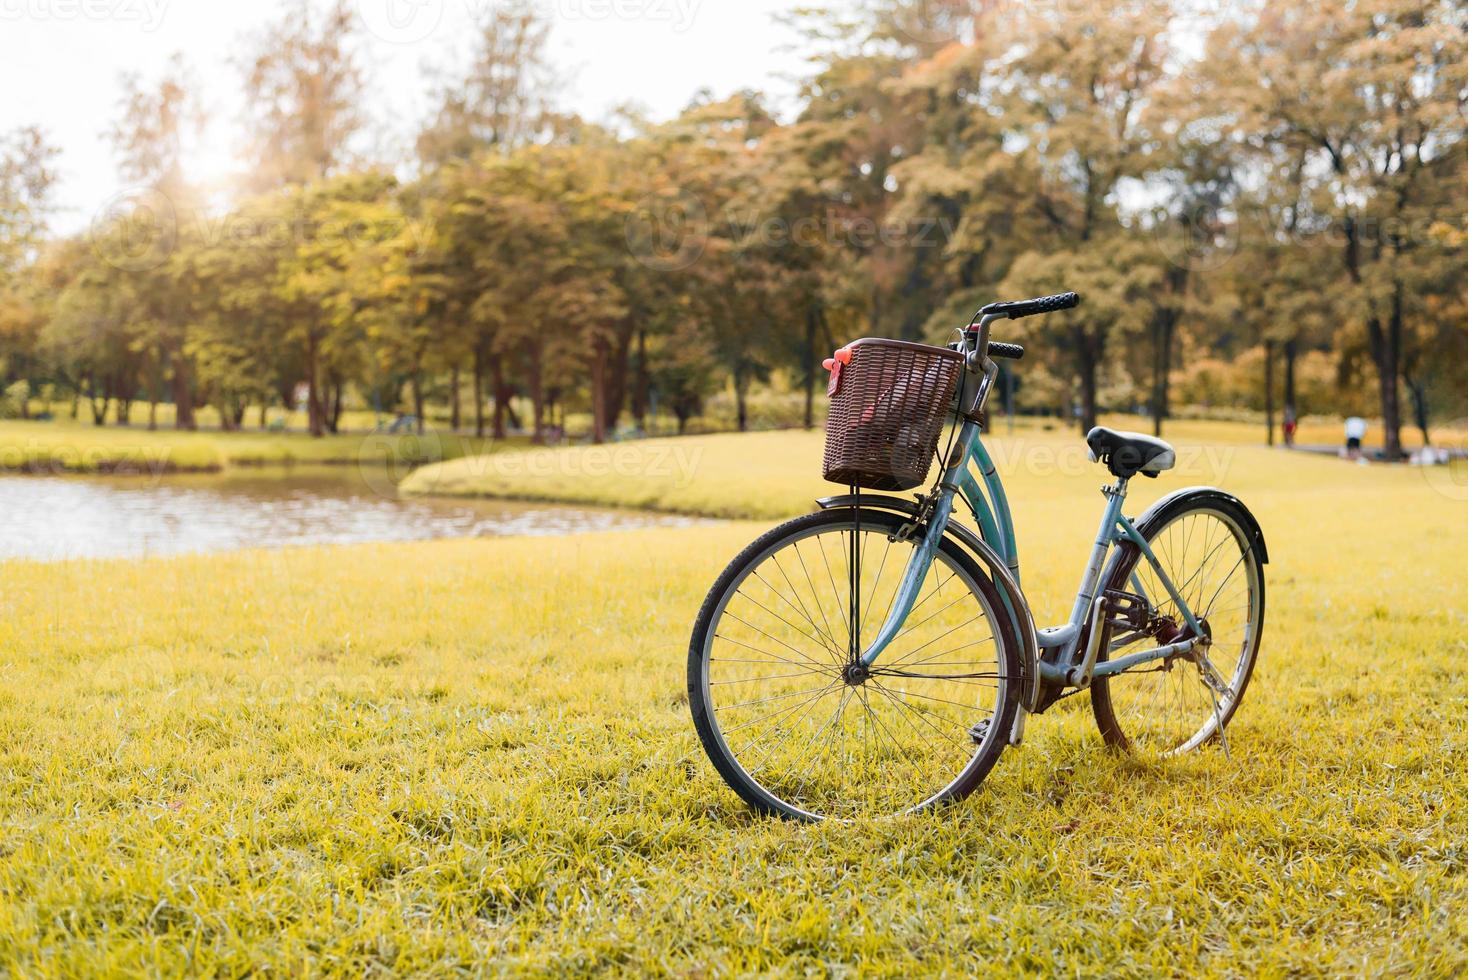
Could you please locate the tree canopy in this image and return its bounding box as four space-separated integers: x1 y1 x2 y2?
1 0 1463 447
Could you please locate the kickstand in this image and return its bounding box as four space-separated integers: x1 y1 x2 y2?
1197 653 1231 760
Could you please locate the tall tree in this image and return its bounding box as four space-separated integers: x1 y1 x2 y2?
107 54 202 428
239 0 367 190
416 0 562 166
0 126 58 414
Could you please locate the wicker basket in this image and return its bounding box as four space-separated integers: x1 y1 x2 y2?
822 338 965 491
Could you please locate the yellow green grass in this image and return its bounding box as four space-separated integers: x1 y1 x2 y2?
1 431 1465 973
0 419 509 475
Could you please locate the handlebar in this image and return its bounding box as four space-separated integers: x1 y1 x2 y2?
979 291 1081 320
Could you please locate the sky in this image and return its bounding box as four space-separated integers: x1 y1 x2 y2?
0 0 833 236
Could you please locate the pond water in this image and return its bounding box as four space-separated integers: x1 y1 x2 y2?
0 467 706 562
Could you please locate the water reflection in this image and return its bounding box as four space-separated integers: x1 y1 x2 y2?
0 467 706 561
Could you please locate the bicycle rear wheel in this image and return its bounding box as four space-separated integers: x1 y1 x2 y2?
688 508 1020 821
1091 495 1266 755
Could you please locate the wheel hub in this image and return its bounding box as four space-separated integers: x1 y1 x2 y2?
841 662 871 686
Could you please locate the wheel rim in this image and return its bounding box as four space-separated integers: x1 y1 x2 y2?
1101 507 1262 755
699 518 1009 820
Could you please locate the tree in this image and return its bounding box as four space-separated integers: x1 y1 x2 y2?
239 0 367 191
416 0 562 167
0 126 58 416
1209 0 1468 458
106 54 203 429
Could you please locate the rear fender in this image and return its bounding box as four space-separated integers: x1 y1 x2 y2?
1125 486 1269 564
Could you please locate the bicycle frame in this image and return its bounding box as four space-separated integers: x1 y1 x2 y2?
857 323 1208 696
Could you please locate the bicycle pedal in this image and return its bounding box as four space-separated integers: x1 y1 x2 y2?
969 719 991 744
1103 589 1152 632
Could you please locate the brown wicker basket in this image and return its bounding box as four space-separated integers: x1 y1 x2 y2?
822 338 965 491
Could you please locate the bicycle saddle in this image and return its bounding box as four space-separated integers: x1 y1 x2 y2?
1086 427 1177 479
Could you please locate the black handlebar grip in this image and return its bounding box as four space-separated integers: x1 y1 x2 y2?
981 291 1081 320
988 342 1026 361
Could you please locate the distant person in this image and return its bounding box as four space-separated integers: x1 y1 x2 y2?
1283 405 1297 448
1344 416 1367 459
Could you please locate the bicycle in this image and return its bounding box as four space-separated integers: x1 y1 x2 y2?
688 292 1269 821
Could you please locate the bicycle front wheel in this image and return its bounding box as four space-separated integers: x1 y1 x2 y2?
688 508 1020 821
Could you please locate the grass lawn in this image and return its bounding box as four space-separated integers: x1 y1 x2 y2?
1 429 1465 973
0 419 510 475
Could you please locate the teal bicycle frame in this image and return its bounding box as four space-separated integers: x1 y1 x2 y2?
856 315 1214 697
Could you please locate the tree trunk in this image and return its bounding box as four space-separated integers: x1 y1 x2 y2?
590 344 609 444
1405 374 1430 447
171 346 196 431
803 305 818 430
473 344 486 438
1283 339 1298 419
1345 216 1403 461
603 327 633 434
411 374 425 435
1077 359 1098 436
149 342 164 431
90 377 110 426
259 403 269 430
1150 312 1176 438
632 329 649 431
1366 284 1405 460
329 377 345 434
306 332 326 438
1073 325 1100 436
1264 340 1276 447
735 374 750 433
490 357 508 440
529 347 546 444
450 365 461 432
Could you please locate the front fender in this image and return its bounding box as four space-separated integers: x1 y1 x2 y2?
815 495 1041 732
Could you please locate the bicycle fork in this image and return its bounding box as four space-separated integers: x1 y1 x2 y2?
857 420 979 669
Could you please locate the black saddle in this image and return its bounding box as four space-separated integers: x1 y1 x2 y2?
1086 427 1177 479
